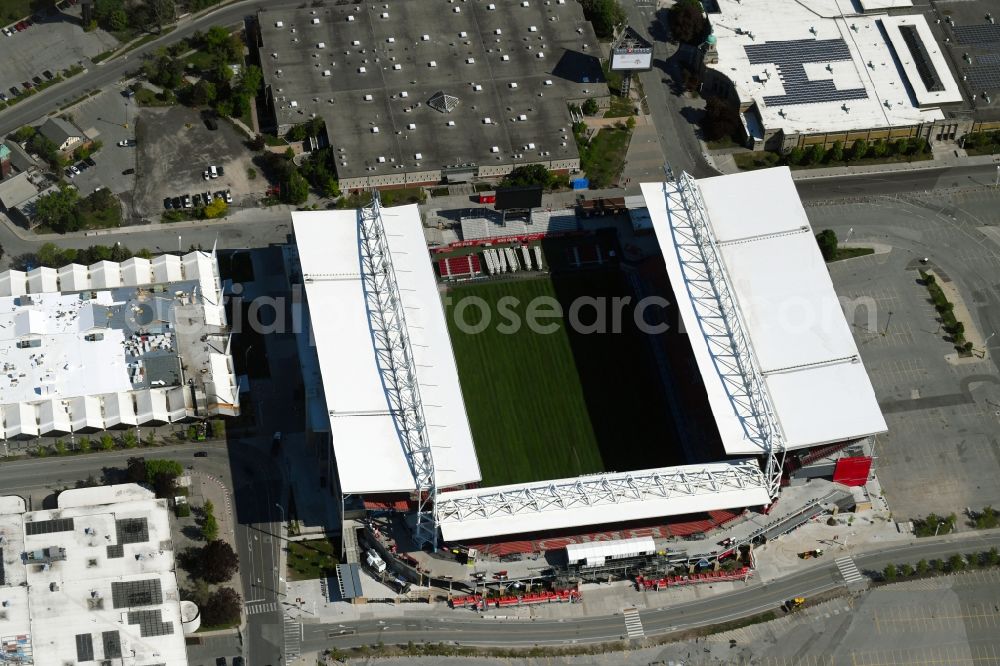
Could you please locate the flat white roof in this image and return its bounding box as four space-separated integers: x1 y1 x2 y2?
859 0 912 9
707 0 956 134
437 460 770 542
880 15 963 106
293 205 481 494
565 536 655 564
1 484 187 665
641 169 886 456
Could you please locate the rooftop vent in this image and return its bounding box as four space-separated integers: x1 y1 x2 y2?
428 91 461 113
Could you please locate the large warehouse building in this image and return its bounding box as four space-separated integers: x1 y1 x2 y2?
0 251 239 440
699 0 994 151
256 0 603 190
289 165 886 549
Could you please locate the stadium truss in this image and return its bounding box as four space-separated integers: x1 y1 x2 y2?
660 167 785 497
357 192 439 549
435 460 767 526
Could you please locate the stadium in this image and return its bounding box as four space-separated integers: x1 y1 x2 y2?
288 166 886 589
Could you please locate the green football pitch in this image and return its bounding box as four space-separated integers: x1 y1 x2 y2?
446 272 679 487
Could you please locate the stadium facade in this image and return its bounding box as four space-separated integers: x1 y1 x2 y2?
288 166 886 551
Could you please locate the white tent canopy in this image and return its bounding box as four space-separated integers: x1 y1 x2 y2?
0 270 27 297
27 267 57 293
37 398 71 434
101 392 137 427
121 257 152 286
152 255 183 284
135 388 170 423
57 264 90 292
4 402 38 437
89 260 122 289
69 395 105 431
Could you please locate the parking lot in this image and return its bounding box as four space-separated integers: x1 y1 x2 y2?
133 106 258 219
0 7 116 102
811 191 1000 519
53 87 140 216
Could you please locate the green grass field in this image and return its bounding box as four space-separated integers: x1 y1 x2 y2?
447 278 604 486
447 270 678 487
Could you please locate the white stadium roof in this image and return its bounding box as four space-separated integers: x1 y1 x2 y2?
436 460 770 542
641 168 886 457
293 205 481 494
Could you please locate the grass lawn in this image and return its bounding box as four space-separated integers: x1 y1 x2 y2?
183 49 216 71
604 96 635 118
831 247 874 261
578 127 631 189
134 87 175 107
0 0 30 23
446 270 678 486
286 538 339 581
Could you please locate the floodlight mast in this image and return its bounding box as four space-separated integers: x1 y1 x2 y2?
357 190 439 549
663 166 786 497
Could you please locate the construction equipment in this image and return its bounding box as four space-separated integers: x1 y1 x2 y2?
798 548 824 559
783 597 806 612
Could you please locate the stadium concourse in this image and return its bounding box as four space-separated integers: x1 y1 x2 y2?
287 166 886 569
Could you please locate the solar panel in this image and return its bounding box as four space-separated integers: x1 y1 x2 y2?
899 25 945 92
953 24 1000 46
965 65 1000 91
115 518 149 545
744 39 869 107
107 544 125 559
102 631 122 659
24 518 74 536
111 579 163 608
0 548 5 586
76 633 95 662
127 609 174 637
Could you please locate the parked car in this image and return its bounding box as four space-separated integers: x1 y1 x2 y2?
15 22 25 31
202 170 210 180
84 157 96 167
208 165 219 179
2 27 12 37
192 193 202 206
67 165 80 177
122 167 135 175
75 161 89 172
194 451 208 458
42 70 53 80
182 195 192 208
31 76 42 85
171 196 181 209
224 190 233 203
204 116 218 130
0 92 6 101
163 197 173 209
9 86 19 97
21 81 32 90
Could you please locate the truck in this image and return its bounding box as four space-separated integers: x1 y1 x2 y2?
783 597 806 612
366 549 386 574
798 549 824 559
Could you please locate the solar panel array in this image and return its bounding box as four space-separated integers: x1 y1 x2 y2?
24 517 74 536
0 548 4 586
106 543 125 559
953 24 1000 46
744 39 869 106
115 517 149 545
127 609 174 637
76 633 95 662
102 630 122 659
965 66 1000 91
111 578 163 609
899 25 945 92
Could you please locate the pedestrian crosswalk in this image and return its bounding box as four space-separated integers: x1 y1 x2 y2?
623 607 645 639
245 601 277 616
283 615 302 660
835 556 865 585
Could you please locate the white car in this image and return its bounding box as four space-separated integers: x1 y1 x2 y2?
2 28 12 37
224 190 232 203
202 170 210 180
209 165 219 179
117 139 135 147
67 165 80 178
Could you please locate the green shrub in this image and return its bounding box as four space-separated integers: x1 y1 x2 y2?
175 502 191 518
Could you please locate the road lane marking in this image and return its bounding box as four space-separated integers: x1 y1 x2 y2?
622 607 644 639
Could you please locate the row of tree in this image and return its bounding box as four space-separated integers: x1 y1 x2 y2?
669 0 709 44
579 0 625 40
33 186 120 234
883 547 1000 582
787 137 929 166
90 0 175 35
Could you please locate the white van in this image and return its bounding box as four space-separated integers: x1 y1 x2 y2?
366 549 386 574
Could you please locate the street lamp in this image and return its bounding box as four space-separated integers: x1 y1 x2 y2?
995 165 999 188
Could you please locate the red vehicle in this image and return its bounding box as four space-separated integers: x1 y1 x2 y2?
15 22 26 31
492 570 508 580
478 192 496 204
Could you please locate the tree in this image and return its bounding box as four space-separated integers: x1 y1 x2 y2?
248 134 266 151
900 563 914 577
236 64 262 98
54 440 67 455
286 124 308 142
204 198 228 218
787 147 805 165
199 540 238 583
669 0 707 44
870 139 888 158
190 80 217 106
816 229 838 262
108 8 128 31
201 587 241 627
976 506 998 530
34 185 82 233
11 125 36 143
125 456 147 484
807 143 826 165
579 0 625 39
701 96 741 142
149 0 175 31
911 137 928 155
79 436 91 453
850 139 868 161
582 97 599 116
282 169 310 205
100 434 115 450
948 554 966 572
916 558 929 576
500 163 553 188
894 138 909 156
122 431 138 449
986 547 999 566
829 140 844 163
883 563 897 581
201 500 219 542
145 459 183 480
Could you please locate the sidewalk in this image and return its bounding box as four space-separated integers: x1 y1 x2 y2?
710 147 1000 181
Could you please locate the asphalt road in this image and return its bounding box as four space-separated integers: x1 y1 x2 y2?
305 531 1000 651
794 163 1000 201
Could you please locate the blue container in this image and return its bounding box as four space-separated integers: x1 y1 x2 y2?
571 178 590 190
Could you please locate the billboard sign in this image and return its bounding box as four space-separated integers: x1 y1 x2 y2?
611 49 653 71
